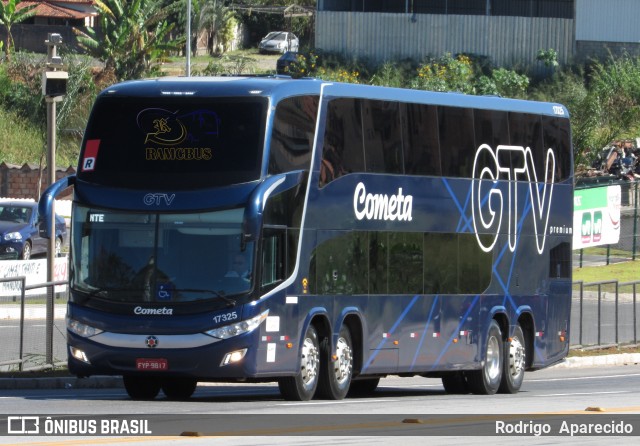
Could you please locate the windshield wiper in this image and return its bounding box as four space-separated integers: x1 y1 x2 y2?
80 287 143 299
175 288 237 307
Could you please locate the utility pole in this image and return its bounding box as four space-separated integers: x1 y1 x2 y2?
42 33 67 365
186 0 191 76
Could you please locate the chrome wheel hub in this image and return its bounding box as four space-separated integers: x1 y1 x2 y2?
333 336 352 385
486 335 501 381
300 337 319 386
508 337 525 377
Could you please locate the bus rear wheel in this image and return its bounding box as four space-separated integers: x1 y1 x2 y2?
123 376 161 400
347 378 380 397
278 324 320 401
499 324 526 394
441 372 469 394
317 325 353 400
162 378 197 400
466 319 503 395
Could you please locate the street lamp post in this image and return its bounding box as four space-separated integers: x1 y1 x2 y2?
42 33 67 364
186 0 191 76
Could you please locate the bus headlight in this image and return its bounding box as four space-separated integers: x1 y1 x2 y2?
205 310 269 340
67 318 103 338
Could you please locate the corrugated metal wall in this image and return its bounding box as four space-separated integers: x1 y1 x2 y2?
576 0 640 42
316 12 574 69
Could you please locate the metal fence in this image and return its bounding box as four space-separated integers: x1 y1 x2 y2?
0 277 69 372
571 280 639 348
1 275 638 372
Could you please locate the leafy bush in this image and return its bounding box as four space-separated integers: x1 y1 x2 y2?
410 53 475 94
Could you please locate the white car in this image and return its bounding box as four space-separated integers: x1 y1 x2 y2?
259 31 299 54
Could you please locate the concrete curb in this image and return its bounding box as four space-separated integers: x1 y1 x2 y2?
0 306 66 320
0 375 123 390
1 354 639 390
549 352 640 368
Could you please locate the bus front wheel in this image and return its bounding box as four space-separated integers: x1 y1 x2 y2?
466 319 503 395
162 378 197 400
317 325 353 400
499 324 526 394
278 324 320 401
123 375 161 400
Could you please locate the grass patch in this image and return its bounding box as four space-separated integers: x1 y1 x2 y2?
0 107 46 166
573 260 640 283
568 344 640 357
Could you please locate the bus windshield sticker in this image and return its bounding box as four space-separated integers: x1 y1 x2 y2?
82 139 101 171
137 108 218 162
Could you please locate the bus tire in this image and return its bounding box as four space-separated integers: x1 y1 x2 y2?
466 319 503 395
347 378 380 397
162 378 197 400
499 324 526 394
441 372 469 394
123 375 161 400
278 324 320 401
317 325 353 400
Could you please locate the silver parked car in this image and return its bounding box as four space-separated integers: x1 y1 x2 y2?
258 31 299 54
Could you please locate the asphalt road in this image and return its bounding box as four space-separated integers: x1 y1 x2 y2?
1 365 639 445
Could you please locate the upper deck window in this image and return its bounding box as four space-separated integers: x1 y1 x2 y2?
78 96 267 189
269 95 319 174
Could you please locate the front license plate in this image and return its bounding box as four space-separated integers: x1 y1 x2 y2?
136 358 168 371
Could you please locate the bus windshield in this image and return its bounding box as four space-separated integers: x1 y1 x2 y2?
71 205 254 304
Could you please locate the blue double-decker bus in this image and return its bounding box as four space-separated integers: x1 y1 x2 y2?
40 77 573 400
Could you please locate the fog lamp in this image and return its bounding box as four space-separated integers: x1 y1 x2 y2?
70 346 90 364
220 348 247 367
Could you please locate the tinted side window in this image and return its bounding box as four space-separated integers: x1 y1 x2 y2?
473 109 510 174
320 99 365 187
439 106 475 178
362 100 403 174
404 103 441 175
388 232 423 294
542 116 572 182
549 241 571 279
269 95 319 174
509 113 546 182
367 231 425 295
424 233 492 294
369 232 388 294
310 231 368 294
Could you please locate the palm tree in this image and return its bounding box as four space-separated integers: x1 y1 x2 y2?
197 0 237 55
0 0 36 60
73 0 184 80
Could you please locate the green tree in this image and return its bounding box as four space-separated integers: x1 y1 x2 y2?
0 0 36 60
197 0 238 55
238 0 316 47
73 0 184 80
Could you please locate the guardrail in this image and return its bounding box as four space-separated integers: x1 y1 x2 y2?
1 278 638 372
571 280 639 348
0 277 68 372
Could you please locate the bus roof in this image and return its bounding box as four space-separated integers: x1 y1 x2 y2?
98 76 569 118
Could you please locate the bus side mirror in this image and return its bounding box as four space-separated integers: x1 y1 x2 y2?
241 171 306 250
39 175 75 238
